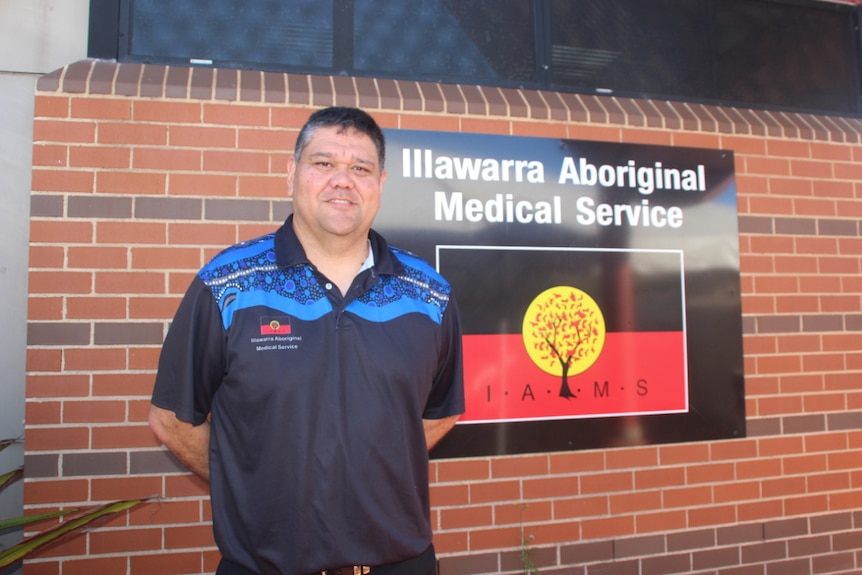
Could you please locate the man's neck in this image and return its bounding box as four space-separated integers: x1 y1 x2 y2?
293 221 371 295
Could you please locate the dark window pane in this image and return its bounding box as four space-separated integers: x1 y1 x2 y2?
549 0 712 98
714 0 859 114
129 0 335 68
353 0 536 85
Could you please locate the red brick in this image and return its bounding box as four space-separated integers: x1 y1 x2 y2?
69 146 131 169
129 296 181 319
92 425 160 449
63 400 127 424
29 271 92 294
129 551 204 575
495 500 552 525
440 505 493 529
129 347 161 371
467 479 519 504
66 296 128 319
133 100 202 124
784 494 828 516
468 525 522 551
609 489 661 514
635 510 687 534
168 222 237 246
170 125 237 148
91 476 163 501
88 527 162 554
131 247 203 270
93 373 160 396
64 347 127 371
72 98 132 120
29 246 65 269
553 495 608 519
491 454 549 478
238 127 293 151
29 274 65 301
32 144 68 167
95 272 166 294
606 447 658 469
659 443 709 465
203 103 270 126
24 479 89 504
133 147 202 171
33 120 96 144
98 122 167 145
713 480 760 503
96 221 167 244
687 504 736 527
165 524 217 549
96 171 167 195
581 514 635 540
436 459 490 482
430 483 469 507
522 476 579 500
25 401 62 425
169 173 237 196
26 374 90 398
31 169 95 193
63 556 128 575
129 499 203 526
164 473 210 498
68 246 129 269
35 95 70 118
580 471 633 494
203 150 270 173
238 174 288 198
30 220 94 244
549 450 606 474
663 486 711 508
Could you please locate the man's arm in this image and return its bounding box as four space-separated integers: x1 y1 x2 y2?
423 414 459 451
148 404 211 481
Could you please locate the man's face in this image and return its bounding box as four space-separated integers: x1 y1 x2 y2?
287 126 386 243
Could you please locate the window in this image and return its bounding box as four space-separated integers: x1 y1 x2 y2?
93 0 862 116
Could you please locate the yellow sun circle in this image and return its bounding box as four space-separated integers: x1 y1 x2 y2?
522 286 607 377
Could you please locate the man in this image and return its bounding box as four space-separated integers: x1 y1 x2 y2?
149 107 464 575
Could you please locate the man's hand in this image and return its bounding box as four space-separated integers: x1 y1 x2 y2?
148 404 211 481
423 415 459 451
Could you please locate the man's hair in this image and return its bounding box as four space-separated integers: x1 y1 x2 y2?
294 106 386 170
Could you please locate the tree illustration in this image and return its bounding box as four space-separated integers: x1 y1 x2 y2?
523 287 605 399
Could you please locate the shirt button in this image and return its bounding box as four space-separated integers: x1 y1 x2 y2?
325 282 333 290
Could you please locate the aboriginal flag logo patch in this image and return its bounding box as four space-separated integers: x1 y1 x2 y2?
260 316 291 335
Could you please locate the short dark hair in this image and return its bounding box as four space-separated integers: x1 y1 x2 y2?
294 107 386 170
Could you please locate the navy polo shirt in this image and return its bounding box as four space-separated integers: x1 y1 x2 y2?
152 216 465 575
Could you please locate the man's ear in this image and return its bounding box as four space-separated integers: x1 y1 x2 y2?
286 155 296 198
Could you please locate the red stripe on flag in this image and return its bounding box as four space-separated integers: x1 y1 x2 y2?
460 332 687 423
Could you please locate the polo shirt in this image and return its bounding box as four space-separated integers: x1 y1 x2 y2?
152 216 465 575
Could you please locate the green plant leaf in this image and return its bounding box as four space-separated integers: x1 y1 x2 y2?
0 508 81 532
0 498 153 569
0 467 23 494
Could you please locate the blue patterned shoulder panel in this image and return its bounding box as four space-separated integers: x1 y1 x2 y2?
350 247 452 325
198 234 329 329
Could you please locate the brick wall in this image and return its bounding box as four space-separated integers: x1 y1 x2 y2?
24 59 862 575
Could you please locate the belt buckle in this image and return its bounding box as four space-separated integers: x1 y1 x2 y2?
321 567 370 575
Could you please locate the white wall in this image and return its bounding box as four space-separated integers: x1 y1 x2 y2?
0 0 89 565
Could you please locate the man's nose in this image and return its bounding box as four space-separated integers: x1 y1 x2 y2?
329 166 354 187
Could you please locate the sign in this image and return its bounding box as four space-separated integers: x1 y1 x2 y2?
375 129 745 458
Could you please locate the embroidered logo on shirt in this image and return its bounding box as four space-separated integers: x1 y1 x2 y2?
260 316 291 335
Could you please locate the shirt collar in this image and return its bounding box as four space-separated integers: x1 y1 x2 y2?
273 214 402 276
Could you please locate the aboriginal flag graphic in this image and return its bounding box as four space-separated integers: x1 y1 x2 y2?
438 246 688 423
260 316 292 335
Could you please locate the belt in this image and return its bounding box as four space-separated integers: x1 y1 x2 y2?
321 568 371 575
